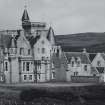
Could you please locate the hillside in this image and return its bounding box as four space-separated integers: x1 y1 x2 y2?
55 32 105 53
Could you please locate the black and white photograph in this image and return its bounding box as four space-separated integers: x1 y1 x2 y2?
0 0 105 104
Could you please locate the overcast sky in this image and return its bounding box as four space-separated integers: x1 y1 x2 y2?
0 0 105 35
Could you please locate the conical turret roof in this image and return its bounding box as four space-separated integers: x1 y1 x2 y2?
22 9 30 22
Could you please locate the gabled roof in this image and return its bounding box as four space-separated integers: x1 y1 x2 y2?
22 9 30 22
96 67 105 73
26 35 40 47
89 53 97 62
65 52 90 64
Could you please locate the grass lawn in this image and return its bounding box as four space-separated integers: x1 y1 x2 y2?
0 83 104 105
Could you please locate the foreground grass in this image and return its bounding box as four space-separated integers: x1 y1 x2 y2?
0 83 105 105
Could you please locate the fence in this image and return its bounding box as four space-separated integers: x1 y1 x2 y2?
71 76 100 83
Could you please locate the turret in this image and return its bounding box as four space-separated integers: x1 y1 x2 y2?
9 35 17 56
21 8 31 35
47 27 55 45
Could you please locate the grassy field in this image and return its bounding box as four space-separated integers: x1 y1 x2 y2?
0 83 105 105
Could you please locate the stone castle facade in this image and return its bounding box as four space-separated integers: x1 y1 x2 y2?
0 8 104 83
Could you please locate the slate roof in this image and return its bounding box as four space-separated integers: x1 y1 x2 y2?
26 35 40 47
96 67 105 73
65 52 90 64
89 53 97 62
22 9 30 22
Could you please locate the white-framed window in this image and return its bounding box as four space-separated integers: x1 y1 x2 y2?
29 75 32 80
24 75 27 80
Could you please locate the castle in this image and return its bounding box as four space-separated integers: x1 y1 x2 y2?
0 8 104 83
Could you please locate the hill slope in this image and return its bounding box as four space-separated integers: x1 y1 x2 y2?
55 32 105 53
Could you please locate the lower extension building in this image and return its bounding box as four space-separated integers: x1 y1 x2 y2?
0 8 104 83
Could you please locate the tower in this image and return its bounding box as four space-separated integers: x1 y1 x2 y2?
47 27 55 46
21 6 31 35
9 35 17 56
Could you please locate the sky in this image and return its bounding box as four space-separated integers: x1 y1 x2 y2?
0 0 105 35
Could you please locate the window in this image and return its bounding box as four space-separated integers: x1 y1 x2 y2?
52 72 56 79
23 62 25 71
38 48 40 53
36 30 41 36
84 65 88 71
28 49 31 55
97 61 101 66
42 40 45 44
71 61 74 67
24 75 27 80
77 61 80 67
20 48 24 55
42 48 45 54
74 72 78 76
42 56 44 60
26 62 30 71
5 62 8 71
29 75 32 80
38 74 40 80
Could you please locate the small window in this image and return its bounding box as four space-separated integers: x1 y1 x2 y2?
20 48 24 55
24 75 27 80
29 75 32 80
71 61 74 67
5 62 8 71
26 62 30 71
42 40 45 44
77 61 80 67
42 57 44 60
84 65 88 71
42 48 45 54
97 61 101 66
28 49 31 55
38 48 40 53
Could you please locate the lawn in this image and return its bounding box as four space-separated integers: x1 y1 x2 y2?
0 83 104 105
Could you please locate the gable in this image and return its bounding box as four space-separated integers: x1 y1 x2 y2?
92 53 105 67
17 33 31 48
34 36 51 48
